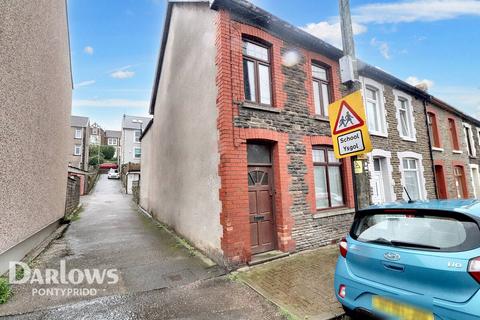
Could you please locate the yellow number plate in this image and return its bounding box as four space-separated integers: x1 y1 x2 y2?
372 296 434 320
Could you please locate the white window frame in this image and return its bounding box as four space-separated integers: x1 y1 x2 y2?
367 149 396 203
469 164 480 198
361 77 388 137
393 90 416 142
133 147 141 159
463 122 476 157
134 130 141 143
92 128 98 135
74 144 82 156
74 128 82 139
108 138 117 146
397 151 427 201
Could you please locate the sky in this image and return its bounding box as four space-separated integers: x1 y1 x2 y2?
68 0 480 130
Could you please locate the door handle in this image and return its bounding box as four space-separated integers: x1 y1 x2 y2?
383 262 405 272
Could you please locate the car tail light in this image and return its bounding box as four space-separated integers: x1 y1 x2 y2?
338 285 346 299
339 237 348 258
468 257 480 284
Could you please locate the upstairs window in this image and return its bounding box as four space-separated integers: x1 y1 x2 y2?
463 123 476 157
448 118 460 151
108 138 117 145
242 39 272 106
92 128 98 135
311 64 331 117
75 128 82 139
312 147 344 210
427 112 441 148
134 130 141 143
396 96 415 140
363 82 387 136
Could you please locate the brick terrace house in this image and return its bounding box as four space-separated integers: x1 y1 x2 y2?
427 97 480 199
140 0 478 267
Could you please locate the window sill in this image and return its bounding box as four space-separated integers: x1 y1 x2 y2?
432 147 444 152
370 132 388 138
313 207 355 219
241 102 280 113
399 136 417 143
313 115 329 122
453 150 463 154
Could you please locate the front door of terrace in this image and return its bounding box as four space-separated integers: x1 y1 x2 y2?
247 143 276 255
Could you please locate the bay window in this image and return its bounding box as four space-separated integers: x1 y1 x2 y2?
242 39 272 106
312 146 344 209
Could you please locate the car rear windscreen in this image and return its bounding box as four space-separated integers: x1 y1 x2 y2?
351 210 480 252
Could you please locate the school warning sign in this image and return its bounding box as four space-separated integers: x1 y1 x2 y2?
328 90 372 159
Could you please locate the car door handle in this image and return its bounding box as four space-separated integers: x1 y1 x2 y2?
383 262 405 272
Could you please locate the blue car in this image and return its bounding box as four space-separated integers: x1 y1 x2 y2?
334 200 480 320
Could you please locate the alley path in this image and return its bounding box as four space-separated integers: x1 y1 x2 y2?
0 175 224 316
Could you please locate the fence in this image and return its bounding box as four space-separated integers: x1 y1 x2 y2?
65 176 80 217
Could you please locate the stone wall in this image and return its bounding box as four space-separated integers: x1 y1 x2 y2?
65 177 80 217
232 42 355 251
363 79 436 201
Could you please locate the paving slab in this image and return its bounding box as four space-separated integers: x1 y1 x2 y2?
238 246 344 320
0 175 224 316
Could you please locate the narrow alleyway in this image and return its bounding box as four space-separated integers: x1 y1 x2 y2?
0 175 227 316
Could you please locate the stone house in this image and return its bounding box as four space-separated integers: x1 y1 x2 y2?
140 0 478 267
0 0 72 273
89 122 105 146
356 64 436 204
120 115 151 165
70 115 90 171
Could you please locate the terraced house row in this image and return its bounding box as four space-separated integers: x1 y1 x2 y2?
139 0 480 267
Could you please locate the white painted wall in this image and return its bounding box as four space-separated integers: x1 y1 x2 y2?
121 129 141 164
140 3 223 262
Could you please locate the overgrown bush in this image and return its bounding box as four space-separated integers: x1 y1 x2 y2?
0 277 11 304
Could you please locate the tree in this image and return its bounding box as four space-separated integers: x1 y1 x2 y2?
101 146 115 160
88 145 104 166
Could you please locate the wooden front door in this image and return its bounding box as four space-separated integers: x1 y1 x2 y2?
435 165 448 199
248 166 275 254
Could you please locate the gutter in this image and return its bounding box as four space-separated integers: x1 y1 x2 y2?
139 119 154 141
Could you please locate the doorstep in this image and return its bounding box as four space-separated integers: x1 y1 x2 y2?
248 250 290 266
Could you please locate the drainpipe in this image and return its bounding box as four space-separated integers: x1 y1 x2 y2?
423 97 439 199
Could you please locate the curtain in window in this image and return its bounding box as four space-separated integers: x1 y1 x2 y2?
314 166 328 209
404 171 420 200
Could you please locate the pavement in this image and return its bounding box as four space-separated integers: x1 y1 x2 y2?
2 277 287 320
238 246 345 320
0 175 225 316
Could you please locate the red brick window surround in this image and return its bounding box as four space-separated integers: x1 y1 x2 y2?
311 62 332 118
312 146 345 210
242 37 273 107
448 117 461 151
427 112 441 149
